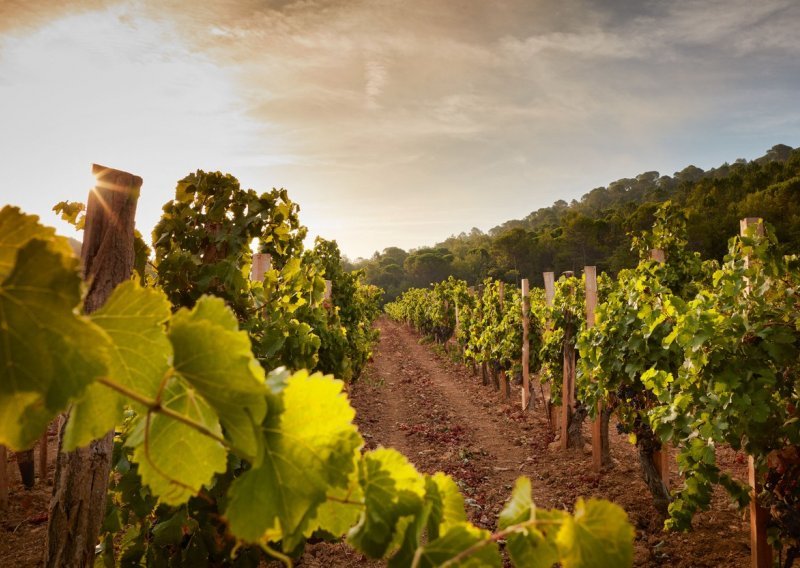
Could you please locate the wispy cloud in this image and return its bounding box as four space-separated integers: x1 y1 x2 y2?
1 0 799 257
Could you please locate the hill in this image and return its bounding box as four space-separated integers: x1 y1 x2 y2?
354 144 800 300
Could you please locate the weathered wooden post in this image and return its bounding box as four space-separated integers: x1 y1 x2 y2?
46 164 141 568
649 249 670 487
521 278 531 411
543 272 558 433
250 252 272 282
740 218 772 568
324 279 332 301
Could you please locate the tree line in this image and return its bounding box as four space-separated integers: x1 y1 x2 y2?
354 144 800 300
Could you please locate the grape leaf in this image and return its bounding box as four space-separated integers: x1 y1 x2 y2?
132 377 227 505
63 382 123 451
498 477 564 568
347 447 426 558
307 453 364 538
64 281 172 449
556 498 634 568
225 371 362 548
0 206 74 278
415 523 500 567
91 281 172 398
426 472 467 541
0 228 107 449
169 296 267 458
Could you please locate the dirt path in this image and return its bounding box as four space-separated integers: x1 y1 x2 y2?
343 317 752 567
351 318 531 530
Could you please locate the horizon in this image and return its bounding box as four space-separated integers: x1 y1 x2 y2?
2 1 799 258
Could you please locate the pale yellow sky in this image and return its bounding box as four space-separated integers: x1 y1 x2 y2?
1 1 799 258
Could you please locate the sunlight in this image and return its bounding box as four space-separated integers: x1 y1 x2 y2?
0 5 251 244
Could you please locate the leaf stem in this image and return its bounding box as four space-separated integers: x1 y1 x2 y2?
326 495 365 508
259 542 293 567
97 376 230 448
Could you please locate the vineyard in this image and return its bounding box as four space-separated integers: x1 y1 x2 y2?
0 167 634 568
4 0 800 564
385 203 800 567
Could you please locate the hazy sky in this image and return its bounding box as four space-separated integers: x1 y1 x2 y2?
1 1 799 258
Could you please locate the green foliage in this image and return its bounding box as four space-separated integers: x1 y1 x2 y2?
385 276 470 344
498 478 634 568
0 206 106 450
387 276 546 380
2 204 635 567
646 226 800 551
152 170 306 318
539 274 585 404
578 204 711 431
576 204 800 554
306 238 381 381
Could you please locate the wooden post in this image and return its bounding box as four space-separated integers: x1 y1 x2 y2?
250 252 271 282
324 279 332 300
649 249 671 487
521 279 531 411
543 272 555 307
46 165 141 568
0 445 7 510
650 248 666 264
17 449 35 488
740 218 772 568
584 267 597 330
39 428 48 484
585 266 604 471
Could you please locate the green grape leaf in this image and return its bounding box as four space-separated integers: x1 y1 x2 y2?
0 206 74 279
91 281 172 399
169 296 267 458
226 371 362 548
307 454 364 538
347 447 426 558
0 231 107 450
498 477 564 568
64 281 172 449
415 523 500 567
388 500 431 568
132 377 227 506
556 498 634 568
0 392 53 452
63 382 123 450
426 472 467 541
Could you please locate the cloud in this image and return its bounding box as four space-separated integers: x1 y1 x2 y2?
1 0 799 257
364 58 388 109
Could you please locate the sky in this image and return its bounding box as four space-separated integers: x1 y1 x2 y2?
1 1 799 259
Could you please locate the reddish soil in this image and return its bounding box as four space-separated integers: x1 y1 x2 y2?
337 317 752 567
2 318 753 567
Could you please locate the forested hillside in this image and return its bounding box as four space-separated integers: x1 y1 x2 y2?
356 144 800 300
